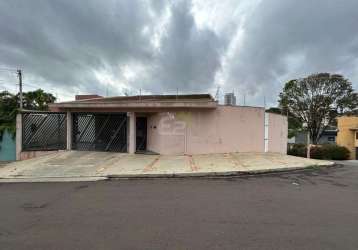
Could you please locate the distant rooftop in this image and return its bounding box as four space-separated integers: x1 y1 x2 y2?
75 94 103 101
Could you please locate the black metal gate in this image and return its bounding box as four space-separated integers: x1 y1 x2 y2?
22 112 67 151
72 113 128 152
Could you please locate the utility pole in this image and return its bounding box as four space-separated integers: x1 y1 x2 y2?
17 69 23 110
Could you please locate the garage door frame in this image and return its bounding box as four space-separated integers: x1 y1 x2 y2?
72 112 128 152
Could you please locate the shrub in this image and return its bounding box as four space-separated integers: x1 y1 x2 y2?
287 143 307 157
320 144 350 160
310 146 324 159
288 143 350 160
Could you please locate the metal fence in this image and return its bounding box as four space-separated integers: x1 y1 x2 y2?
72 113 128 152
22 112 67 151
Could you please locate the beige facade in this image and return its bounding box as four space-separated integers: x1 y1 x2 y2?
337 116 358 160
147 106 269 155
146 107 287 155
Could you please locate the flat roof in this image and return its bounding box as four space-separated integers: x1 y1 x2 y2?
49 94 218 110
62 94 214 103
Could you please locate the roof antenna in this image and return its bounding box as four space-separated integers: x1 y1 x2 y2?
176 88 179 100
264 95 266 109
215 86 221 101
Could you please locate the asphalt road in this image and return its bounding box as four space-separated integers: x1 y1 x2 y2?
0 164 358 250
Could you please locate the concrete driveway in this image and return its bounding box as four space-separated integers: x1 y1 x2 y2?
0 151 332 182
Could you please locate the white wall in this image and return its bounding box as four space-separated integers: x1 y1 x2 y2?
267 113 288 154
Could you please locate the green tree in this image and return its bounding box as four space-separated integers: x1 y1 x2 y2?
22 89 56 110
0 89 56 139
279 73 358 144
0 91 18 139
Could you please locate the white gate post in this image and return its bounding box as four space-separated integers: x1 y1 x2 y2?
128 112 136 154
66 111 72 150
15 113 22 160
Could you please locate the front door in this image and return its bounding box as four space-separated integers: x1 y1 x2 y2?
136 117 147 152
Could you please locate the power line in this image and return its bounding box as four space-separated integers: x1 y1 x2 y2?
1 73 81 101
0 82 17 92
0 67 17 72
22 82 39 88
22 83 74 99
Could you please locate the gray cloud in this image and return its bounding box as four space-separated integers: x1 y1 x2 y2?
142 0 225 93
0 0 160 96
1 0 358 105
224 0 358 105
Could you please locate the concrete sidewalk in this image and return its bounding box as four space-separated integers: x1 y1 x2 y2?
0 151 333 182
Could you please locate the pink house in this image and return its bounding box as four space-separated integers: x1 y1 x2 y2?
17 94 287 160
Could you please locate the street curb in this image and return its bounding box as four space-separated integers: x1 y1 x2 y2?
0 176 108 183
107 163 336 180
0 163 335 183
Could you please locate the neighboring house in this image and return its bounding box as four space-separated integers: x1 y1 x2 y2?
16 94 288 160
337 116 358 160
291 128 337 145
0 130 16 162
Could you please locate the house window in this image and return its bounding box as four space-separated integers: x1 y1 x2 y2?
356 132 358 140
328 136 335 142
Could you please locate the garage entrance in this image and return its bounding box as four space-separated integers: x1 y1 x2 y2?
72 113 127 152
22 112 67 151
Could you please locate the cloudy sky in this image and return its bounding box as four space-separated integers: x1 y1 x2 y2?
1 0 358 106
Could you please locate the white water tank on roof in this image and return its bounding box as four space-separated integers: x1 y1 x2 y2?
224 93 236 106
